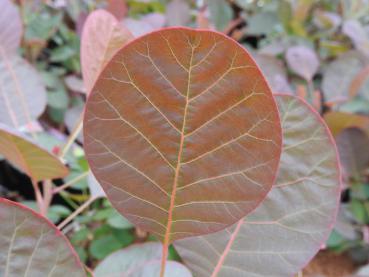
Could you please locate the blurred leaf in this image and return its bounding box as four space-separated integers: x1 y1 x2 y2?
322 51 368 104
107 209 133 229
246 12 279 35
65 105 84 142
65 75 86 94
342 20 369 58
0 54 47 128
207 0 233 31
0 123 68 181
165 0 191 26
81 10 133 91
336 127 369 179
285 45 319 81
0 0 22 54
327 230 346 248
350 199 368 224
88 171 106 199
324 111 369 136
254 54 293 93
106 0 128 20
89 235 124 260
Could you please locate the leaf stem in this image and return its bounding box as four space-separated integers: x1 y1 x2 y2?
160 244 169 277
42 180 53 214
31 179 45 216
53 171 89 194
57 196 97 230
59 114 83 159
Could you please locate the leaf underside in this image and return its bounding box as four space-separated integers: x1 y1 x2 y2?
0 198 85 277
0 124 68 181
84 27 282 242
174 94 341 277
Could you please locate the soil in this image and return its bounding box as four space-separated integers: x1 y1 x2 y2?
303 250 358 277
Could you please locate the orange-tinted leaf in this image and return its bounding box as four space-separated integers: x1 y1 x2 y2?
84 28 282 242
81 9 133 92
324 111 369 137
175 94 341 276
0 198 85 276
0 124 68 181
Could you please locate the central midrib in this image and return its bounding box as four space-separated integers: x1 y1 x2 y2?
163 42 195 246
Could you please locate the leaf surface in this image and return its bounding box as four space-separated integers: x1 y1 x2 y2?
84 27 282 242
285 45 319 81
322 51 368 104
81 9 133 92
94 242 191 277
0 124 68 181
175 94 341 277
324 111 369 136
0 198 85 277
0 54 47 128
0 0 22 54
336 127 369 179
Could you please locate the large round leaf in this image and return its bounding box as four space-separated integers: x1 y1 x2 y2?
94 242 191 277
0 198 85 277
81 9 133 92
0 124 68 181
0 54 47 128
84 27 282 242
0 0 22 54
175 94 341 276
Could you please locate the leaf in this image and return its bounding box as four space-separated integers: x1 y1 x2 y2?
246 12 279 35
175 94 341 276
335 127 369 179
81 9 133 92
0 123 68 181
342 19 369 58
65 75 86 94
105 0 128 21
322 51 368 104
84 28 282 242
87 171 106 199
0 198 85 276
65 105 84 142
94 242 191 277
0 0 22 54
166 0 191 26
253 54 293 93
285 45 319 81
207 0 233 31
324 111 369 137
0 54 47 128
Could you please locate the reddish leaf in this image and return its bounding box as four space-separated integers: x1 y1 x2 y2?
0 124 68 181
105 0 127 21
175 94 341 276
0 198 85 276
81 10 133 92
83 28 282 242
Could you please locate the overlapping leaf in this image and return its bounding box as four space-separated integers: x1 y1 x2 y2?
0 0 22 54
175 94 341 277
0 124 68 181
0 54 47 128
0 198 85 277
95 242 191 277
84 28 282 242
81 9 133 92
324 111 369 136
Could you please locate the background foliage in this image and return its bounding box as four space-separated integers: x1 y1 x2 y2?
1 0 369 275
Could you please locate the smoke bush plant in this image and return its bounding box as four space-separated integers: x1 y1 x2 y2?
0 4 341 277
